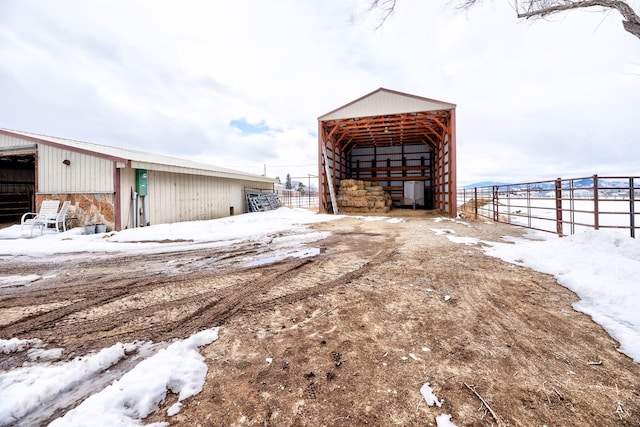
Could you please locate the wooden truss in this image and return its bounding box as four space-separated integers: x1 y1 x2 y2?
318 109 456 216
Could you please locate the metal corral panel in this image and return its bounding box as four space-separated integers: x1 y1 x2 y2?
319 88 455 121
37 144 114 193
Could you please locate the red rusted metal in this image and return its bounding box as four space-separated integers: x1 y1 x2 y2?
458 175 640 238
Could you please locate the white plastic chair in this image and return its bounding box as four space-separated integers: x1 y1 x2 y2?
21 200 60 230
47 201 72 232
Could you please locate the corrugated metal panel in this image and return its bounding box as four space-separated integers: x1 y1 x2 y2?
0 133 34 149
1 128 274 184
38 144 114 193
319 88 455 121
146 171 229 224
142 171 273 226
128 161 271 182
403 144 428 154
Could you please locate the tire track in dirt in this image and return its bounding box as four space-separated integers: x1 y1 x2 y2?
0 225 397 356
3 213 640 426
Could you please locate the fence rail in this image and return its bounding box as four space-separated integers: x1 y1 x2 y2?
276 189 319 209
457 175 640 238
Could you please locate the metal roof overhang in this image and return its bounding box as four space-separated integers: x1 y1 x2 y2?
0 144 37 157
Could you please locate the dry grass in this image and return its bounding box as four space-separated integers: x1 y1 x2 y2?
459 197 492 217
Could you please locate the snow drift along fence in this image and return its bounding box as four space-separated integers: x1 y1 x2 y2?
458 175 640 238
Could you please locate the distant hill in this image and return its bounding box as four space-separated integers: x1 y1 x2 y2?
463 181 509 188
462 178 632 192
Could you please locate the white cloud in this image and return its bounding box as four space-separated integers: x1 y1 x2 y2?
0 0 638 185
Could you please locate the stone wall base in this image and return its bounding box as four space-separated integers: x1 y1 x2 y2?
35 193 115 232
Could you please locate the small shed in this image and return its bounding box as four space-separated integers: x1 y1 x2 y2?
0 128 276 230
318 88 457 216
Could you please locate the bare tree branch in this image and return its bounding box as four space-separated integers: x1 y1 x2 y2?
516 1 640 39
369 0 639 39
458 0 640 39
369 0 397 28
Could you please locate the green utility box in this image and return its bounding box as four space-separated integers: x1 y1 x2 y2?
136 169 148 196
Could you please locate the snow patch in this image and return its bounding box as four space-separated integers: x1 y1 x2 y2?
49 328 219 426
420 382 442 407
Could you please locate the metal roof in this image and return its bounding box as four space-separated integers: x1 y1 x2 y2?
318 88 456 152
0 128 275 183
318 87 456 121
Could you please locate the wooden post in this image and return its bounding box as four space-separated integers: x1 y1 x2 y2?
474 187 478 220
555 178 563 236
322 144 339 214
318 121 326 213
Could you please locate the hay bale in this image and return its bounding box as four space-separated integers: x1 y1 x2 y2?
336 179 392 213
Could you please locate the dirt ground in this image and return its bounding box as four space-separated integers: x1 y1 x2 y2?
1 210 639 426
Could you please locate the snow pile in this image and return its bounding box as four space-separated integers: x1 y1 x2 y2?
0 337 44 354
49 328 219 426
0 207 343 259
0 343 127 425
0 329 218 426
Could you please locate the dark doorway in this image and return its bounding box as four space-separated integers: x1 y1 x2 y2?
0 154 36 224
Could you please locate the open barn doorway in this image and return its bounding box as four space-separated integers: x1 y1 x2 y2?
318 88 457 216
348 140 435 209
0 151 36 225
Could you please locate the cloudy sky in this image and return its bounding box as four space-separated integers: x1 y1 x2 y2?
1 0 638 185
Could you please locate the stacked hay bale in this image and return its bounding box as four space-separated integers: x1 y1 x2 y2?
336 179 392 213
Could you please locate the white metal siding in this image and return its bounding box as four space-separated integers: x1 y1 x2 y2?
320 90 455 121
38 144 114 193
229 179 273 213
146 171 226 224
2 130 278 228
2 129 274 185
129 161 273 182
0 133 32 149
143 171 273 226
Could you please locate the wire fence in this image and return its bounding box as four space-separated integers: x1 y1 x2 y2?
457 175 639 238
276 189 319 209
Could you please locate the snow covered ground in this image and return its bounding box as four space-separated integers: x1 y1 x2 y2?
1 208 638 426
